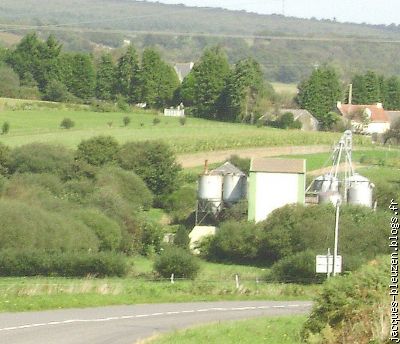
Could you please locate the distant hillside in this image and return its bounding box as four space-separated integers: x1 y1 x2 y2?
1 0 400 82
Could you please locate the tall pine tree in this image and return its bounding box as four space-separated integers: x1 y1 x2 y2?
95 53 116 101
192 46 230 119
115 45 140 102
297 66 342 130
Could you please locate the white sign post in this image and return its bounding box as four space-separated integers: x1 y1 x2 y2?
316 254 342 274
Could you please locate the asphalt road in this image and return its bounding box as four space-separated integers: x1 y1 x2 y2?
0 301 312 344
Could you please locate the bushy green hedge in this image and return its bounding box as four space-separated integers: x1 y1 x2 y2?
302 256 389 343
0 199 99 252
269 250 323 284
8 143 74 177
154 247 200 279
0 250 128 277
76 135 119 166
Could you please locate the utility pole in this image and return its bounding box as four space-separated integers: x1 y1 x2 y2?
332 199 341 276
348 83 353 104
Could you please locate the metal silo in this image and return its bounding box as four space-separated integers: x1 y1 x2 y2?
346 174 374 208
198 174 223 213
312 174 339 193
318 191 342 206
223 174 246 204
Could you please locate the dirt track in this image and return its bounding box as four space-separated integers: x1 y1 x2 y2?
177 145 333 168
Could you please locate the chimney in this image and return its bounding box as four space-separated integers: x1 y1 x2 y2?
348 84 353 104
203 160 209 174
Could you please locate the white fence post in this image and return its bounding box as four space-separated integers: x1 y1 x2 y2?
235 274 240 289
170 273 174 284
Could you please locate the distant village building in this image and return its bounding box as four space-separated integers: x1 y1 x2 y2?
336 102 390 134
248 158 306 223
261 109 319 131
174 62 194 83
164 103 185 117
280 109 319 131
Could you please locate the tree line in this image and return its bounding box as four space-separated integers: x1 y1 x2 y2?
0 33 273 123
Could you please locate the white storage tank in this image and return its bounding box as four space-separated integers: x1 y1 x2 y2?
318 191 342 206
347 174 374 208
312 174 339 193
198 174 223 212
223 174 246 203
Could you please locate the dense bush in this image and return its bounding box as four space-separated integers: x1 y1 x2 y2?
302 256 389 343
0 142 10 175
123 116 131 126
74 209 122 251
173 225 190 250
44 79 75 102
164 186 196 222
2 121 10 134
154 246 200 279
205 221 261 264
0 250 128 277
95 166 153 210
8 143 74 177
60 117 75 129
76 135 119 166
117 141 181 198
0 199 99 252
139 221 164 256
269 250 323 284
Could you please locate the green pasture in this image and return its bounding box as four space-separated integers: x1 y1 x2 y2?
0 258 318 312
271 82 298 95
0 98 369 153
279 148 400 171
149 315 306 344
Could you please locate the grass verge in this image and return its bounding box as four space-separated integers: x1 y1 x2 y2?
146 315 307 344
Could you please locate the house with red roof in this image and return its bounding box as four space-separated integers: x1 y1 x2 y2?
336 101 391 134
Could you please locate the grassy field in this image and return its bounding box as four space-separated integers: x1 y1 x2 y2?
0 258 319 312
279 148 400 171
0 98 370 153
148 315 306 344
271 82 298 96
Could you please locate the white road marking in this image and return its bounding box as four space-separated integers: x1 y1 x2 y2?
0 303 311 333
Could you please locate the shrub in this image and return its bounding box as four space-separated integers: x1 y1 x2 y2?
302 256 389 343
174 225 190 250
205 221 261 264
153 117 161 125
95 166 153 210
0 250 128 277
60 117 75 129
117 141 181 198
164 186 196 222
89 100 116 112
227 155 250 174
0 142 10 175
9 143 74 176
154 246 200 279
179 117 186 126
43 79 74 102
74 209 122 251
2 121 10 134
140 222 164 256
123 116 131 127
116 96 130 112
76 135 119 166
269 250 322 284
0 199 99 252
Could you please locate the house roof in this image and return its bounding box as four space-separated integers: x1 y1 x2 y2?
250 158 306 174
337 103 389 123
280 109 315 121
174 62 194 82
209 162 246 176
385 111 400 124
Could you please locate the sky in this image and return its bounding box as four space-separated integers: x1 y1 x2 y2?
146 0 400 25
